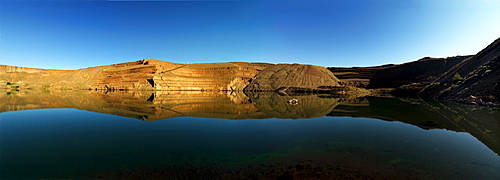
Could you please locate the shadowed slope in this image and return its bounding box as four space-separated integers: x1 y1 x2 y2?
328 56 470 89
420 37 500 102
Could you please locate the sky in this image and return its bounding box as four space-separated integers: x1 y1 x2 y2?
1 0 500 70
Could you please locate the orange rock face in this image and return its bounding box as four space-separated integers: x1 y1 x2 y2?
1 59 272 91
1 58 343 91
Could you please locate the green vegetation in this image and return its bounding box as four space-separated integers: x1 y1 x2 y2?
6 89 19 95
485 69 492 73
6 82 20 89
42 84 53 89
452 73 464 84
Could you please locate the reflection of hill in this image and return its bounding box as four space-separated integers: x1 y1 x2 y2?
422 100 500 157
0 91 261 121
0 90 341 121
329 97 500 156
245 92 340 119
2 91 498 155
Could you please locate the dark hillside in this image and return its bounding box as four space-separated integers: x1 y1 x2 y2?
328 56 470 89
368 56 471 89
420 37 500 103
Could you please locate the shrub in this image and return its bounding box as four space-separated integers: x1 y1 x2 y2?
453 73 464 84
42 84 53 89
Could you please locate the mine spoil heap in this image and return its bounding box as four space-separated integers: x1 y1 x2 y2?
1 59 341 91
244 64 341 91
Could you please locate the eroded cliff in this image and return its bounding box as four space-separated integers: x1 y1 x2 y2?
2 59 343 91
1 59 274 91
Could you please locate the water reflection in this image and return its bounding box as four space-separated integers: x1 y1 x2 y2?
329 97 500 156
1 90 500 179
2 90 499 156
0 90 343 120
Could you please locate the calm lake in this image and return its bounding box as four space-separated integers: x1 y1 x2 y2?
1 90 499 179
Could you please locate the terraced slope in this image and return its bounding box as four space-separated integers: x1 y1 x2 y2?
2 59 346 91
1 59 272 91
153 62 271 91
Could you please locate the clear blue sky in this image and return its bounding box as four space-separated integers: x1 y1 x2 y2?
1 0 500 70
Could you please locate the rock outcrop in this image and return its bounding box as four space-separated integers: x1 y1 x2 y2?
244 64 341 91
420 37 500 103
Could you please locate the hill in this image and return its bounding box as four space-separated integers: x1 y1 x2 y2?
328 56 471 89
420 37 500 104
244 64 340 91
1 59 342 92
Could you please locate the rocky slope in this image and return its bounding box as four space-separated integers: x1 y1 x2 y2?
1 59 344 91
1 59 273 91
328 56 471 89
420 37 500 103
244 64 340 91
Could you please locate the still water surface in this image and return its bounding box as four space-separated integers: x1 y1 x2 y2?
1 91 499 179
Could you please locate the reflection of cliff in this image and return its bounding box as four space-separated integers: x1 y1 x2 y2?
2 91 498 155
0 90 341 121
329 97 500 156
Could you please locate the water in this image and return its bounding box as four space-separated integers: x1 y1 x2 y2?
1 91 499 179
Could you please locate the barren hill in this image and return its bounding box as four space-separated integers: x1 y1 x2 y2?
244 64 340 91
1 59 344 91
328 56 471 89
0 59 271 91
420 37 500 102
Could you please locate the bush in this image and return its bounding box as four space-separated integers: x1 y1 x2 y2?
453 73 464 84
